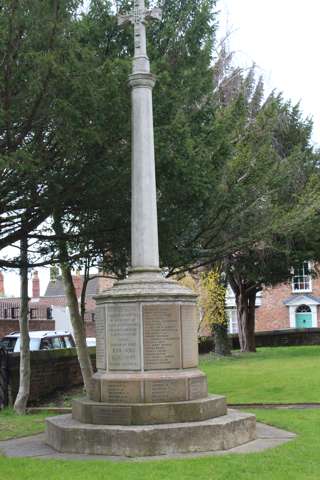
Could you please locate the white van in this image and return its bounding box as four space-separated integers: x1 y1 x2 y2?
0 331 75 353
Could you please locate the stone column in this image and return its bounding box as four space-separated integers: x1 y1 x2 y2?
130 72 159 271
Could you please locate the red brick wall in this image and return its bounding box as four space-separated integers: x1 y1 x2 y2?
256 277 320 332
85 322 96 337
0 320 55 338
8 348 96 404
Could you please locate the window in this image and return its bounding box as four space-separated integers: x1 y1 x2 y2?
63 335 75 348
227 309 238 334
296 305 311 313
292 262 312 292
30 308 37 319
11 307 19 319
51 337 63 349
40 338 53 350
0 337 17 352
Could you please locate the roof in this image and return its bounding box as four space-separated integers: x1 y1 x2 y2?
44 276 99 297
4 331 72 338
283 294 320 306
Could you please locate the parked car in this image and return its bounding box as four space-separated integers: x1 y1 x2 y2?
0 331 75 353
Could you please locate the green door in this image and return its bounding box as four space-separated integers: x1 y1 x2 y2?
295 313 312 328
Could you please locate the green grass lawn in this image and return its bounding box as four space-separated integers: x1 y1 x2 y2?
200 346 320 403
0 409 50 441
0 410 320 479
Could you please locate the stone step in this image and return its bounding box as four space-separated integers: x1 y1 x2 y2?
72 394 227 426
46 410 256 457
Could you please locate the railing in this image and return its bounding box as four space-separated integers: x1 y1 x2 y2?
0 302 52 321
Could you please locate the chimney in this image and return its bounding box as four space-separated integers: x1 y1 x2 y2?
73 270 82 298
0 272 4 297
32 271 40 299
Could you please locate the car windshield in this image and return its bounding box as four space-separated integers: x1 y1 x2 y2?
11 338 40 352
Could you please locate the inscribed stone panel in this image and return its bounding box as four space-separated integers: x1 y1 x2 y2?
91 405 132 425
95 305 106 370
189 376 208 400
101 380 142 403
107 304 141 371
144 379 187 403
181 305 199 368
143 304 181 370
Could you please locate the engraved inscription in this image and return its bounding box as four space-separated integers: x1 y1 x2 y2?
143 304 181 370
95 305 106 370
107 304 141 371
92 406 132 425
189 377 207 400
145 379 186 403
181 305 199 368
102 380 141 403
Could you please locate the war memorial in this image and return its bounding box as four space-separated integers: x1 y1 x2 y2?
46 0 256 457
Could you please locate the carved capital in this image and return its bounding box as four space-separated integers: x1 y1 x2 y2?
128 72 156 89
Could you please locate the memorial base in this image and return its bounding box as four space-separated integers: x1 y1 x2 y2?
46 410 256 457
72 394 227 425
46 272 256 457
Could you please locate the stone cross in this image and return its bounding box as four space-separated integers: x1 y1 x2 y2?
118 1 162 273
118 0 162 73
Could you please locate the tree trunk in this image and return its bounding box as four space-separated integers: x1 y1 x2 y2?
53 214 94 398
236 285 256 353
247 289 257 352
213 323 231 356
14 235 30 414
60 262 95 397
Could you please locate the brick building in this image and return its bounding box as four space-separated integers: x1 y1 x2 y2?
227 262 320 333
0 271 54 337
0 270 114 338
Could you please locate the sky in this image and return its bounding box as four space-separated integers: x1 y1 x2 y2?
2 0 319 297
218 0 319 146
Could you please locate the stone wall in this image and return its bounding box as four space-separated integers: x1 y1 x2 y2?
7 347 96 405
0 319 55 338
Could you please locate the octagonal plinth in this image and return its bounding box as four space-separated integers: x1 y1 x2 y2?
46 411 256 457
91 369 208 404
92 273 205 404
72 394 227 426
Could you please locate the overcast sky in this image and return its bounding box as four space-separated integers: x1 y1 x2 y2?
2 0 319 297
219 0 319 146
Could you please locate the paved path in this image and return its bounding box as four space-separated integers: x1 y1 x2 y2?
0 423 296 462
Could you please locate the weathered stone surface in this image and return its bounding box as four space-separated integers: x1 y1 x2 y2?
94 369 208 404
72 395 227 426
100 379 142 404
96 274 197 303
189 375 208 401
144 378 186 403
143 304 181 370
107 303 141 371
181 305 198 368
46 411 256 457
95 305 106 370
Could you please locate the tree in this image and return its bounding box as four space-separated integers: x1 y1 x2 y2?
0 0 84 256
199 47 320 352
13 234 30 414
200 269 230 355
